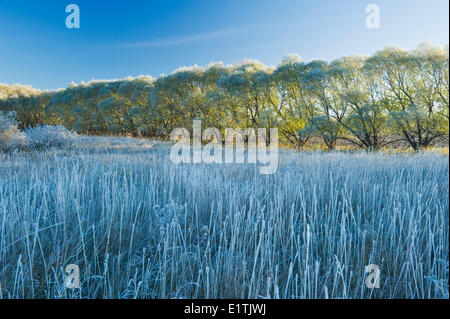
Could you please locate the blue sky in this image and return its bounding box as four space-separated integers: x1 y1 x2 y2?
0 0 448 90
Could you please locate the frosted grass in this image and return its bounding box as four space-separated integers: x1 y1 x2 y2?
0 137 448 299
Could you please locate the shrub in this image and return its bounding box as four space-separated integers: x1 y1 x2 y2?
25 125 78 148
0 111 26 150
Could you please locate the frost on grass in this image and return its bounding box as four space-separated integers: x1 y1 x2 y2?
0 136 448 299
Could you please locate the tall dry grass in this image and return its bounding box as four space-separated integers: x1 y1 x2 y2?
0 137 448 298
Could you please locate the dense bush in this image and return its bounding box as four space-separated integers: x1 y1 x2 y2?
1 111 78 151
25 125 78 149
0 111 26 150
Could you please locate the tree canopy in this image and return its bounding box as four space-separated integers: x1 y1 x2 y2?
1 43 448 150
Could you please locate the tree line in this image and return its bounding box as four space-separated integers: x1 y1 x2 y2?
1 43 448 150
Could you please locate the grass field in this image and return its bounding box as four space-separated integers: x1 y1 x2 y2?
0 136 448 299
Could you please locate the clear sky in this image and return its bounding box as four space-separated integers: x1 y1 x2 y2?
0 0 448 90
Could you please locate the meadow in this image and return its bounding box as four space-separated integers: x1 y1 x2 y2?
0 136 448 299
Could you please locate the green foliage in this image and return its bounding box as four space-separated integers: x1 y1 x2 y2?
0 43 448 149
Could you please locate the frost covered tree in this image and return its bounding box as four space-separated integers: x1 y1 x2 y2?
0 111 26 149
217 60 275 129
0 43 448 149
366 44 449 149
0 84 47 128
273 57 321 147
